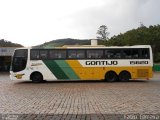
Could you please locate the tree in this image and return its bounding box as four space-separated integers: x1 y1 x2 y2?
139 22 145 28
0 39 23 47
96 25 109 40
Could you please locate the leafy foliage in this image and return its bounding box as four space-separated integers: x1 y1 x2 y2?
106 25 160 62
97 25 109 40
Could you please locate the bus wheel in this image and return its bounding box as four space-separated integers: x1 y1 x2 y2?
105 71 118 82
118 71 131 82
31 72 43 83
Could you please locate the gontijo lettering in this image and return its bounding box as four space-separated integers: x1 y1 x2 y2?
85 61 118 65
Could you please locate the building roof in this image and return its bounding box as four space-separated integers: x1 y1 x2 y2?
0 47 18 56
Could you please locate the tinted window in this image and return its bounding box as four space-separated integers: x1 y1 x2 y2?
30 50 39 60
121 49 132 59
141 48 150 59
132 49 140 59
14 49 28 57
40 50 48 59
49 50 66 59
68 50 85 59
121 49 141 59
104 48 141 59
12 49 28 72
87 50 103 59
105 49 121 59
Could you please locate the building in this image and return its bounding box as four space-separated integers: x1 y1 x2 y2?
0 47 17 72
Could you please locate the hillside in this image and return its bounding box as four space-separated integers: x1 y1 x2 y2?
36 38 104 48
0 39 23 47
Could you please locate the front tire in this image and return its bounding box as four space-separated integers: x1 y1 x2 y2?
31 72 43 83
105 71 118 82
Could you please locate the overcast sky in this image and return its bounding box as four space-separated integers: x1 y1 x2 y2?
0 0 160 46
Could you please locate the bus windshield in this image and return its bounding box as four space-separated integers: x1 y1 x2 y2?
11 49 28 72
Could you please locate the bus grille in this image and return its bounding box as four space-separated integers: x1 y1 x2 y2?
137 69 149 78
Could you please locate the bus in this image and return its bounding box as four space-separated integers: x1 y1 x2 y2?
10 45 153 83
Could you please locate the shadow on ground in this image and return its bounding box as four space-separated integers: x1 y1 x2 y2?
14 79 149 85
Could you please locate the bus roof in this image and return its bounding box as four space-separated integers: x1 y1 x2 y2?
61 45 151 49
15 45 152 50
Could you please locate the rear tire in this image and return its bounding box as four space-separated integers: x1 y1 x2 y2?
118 71 131 82
31 72 43 83
105 71 118 82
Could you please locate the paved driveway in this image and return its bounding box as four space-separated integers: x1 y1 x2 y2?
0 72 160 119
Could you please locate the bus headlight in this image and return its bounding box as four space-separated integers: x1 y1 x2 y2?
14 74 25 79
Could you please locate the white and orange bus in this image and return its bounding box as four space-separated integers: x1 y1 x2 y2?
10 45 153 82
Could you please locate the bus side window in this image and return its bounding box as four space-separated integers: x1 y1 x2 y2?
31 50 40 60
76 50 85 59
115 53 121 59
105 49 121 59
141 49 149 59
68 50 77 58
132 49 140 59
49 50 55 59
57 50 66 59
49 50 66 59
122 49 132 59
40 50 48 59
87 50 103 59
68 50 85 59
104 50 111 59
